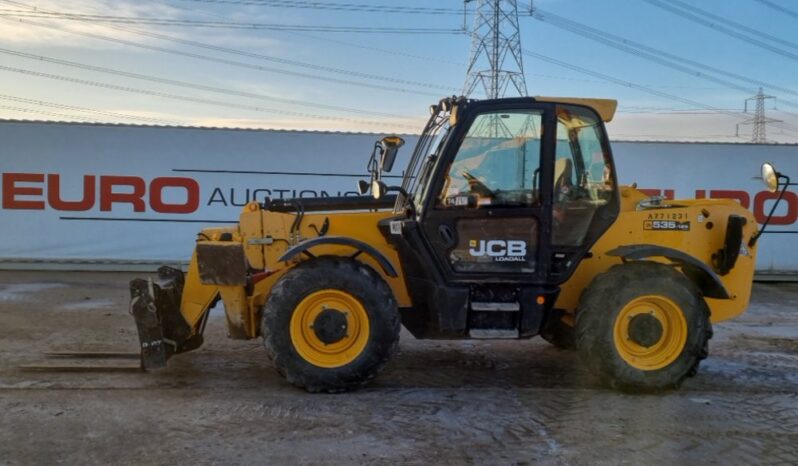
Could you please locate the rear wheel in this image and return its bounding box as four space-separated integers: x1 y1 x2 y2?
575 261 711 391
262 257 400 393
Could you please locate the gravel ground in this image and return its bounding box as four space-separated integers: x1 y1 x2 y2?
0 271 797 465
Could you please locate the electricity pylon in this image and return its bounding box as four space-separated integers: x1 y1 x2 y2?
738 87 781 143
463 0 528 99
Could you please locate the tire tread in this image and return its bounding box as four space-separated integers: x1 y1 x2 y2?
262 257 400 393
574 261 712 391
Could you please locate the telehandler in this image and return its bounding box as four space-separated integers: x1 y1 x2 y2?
130 96 790 392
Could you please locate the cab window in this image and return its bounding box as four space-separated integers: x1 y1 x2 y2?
553 105 615 246
437 110 543 209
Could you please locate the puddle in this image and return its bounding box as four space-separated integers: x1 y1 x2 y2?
741 325 798 340
0 283 68 302
59 299 117 311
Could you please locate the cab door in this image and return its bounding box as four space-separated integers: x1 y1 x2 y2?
420 103 555 284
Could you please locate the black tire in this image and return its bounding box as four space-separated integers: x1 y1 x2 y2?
262 257 400 393
539 309 576 350
575 261 711 391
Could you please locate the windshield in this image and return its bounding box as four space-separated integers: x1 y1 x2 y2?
395 107 451 214
436 110 542 209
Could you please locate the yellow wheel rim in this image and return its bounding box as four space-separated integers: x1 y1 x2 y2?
289 289 370 368
613 295 688 371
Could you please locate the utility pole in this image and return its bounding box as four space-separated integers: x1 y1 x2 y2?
463 0 528 99
737 87 781 143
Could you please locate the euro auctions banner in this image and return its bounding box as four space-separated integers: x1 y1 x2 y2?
0 121 416 266
0 120 796 272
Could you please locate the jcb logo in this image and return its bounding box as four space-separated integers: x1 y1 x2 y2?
469 240 527 258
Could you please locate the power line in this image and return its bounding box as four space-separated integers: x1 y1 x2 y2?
0 64 421 130
3 0 460 89
642 0 798 61
0 1 442 127
531 9 797 96
164 0 469 67
0 94 183 125
523 50 747 120
754 0 798 19
0 104 105 122
0 15 444 98
611 133 748 141
619 106 745 114
0 9 466 33
178 0 796 138
522 50 735 115
529 8 798 111
256 15 694 90
96 23 454 92
0 47 415 120
172 0 605 90
526 5 798 101
524 4 798 137
176 0 469 15
278 30 467 66
170 0 581 88
531 10 753 94
174 0 537 17
665 0 798 50
4 1 790 139
522 49 798 139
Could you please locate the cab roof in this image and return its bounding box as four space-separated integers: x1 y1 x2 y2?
534 96 618 122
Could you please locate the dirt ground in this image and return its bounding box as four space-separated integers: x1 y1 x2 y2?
0 271 797 465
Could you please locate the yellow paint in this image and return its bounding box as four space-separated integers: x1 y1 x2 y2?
177 206 410 341
179 252 219 328
556 185 758 323
255 209 412 307
218 286 251 339
240 203 265 270
289 289 370 368
612 295 687 371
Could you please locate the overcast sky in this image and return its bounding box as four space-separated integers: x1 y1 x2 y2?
0 0 796 142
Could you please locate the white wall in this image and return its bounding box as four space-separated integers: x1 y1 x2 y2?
0 120 795 271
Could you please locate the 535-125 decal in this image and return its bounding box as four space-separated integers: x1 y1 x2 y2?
644 220 691 231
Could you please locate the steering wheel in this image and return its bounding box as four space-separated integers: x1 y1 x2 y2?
461 170 494 198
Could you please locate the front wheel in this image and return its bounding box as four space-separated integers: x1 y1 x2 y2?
575 261 711 391
262 257 400 393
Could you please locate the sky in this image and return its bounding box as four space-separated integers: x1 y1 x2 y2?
0 0 797 142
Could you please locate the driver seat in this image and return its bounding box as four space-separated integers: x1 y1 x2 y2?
554 158 573 192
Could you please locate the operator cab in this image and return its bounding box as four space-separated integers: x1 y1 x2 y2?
368 96 620 339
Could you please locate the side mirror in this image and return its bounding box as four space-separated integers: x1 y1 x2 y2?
751 162 791 247
761 162 779 193
371 179 387 200
357 179 370 195
379 136 405 173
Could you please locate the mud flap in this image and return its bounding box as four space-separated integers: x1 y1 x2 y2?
129 266 196 370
